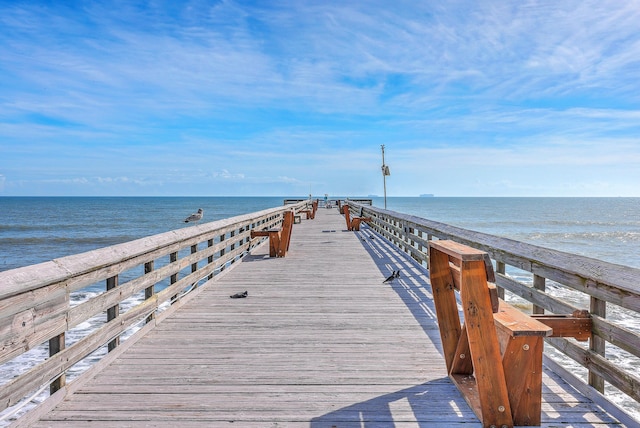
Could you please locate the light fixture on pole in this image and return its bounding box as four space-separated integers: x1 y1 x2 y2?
381 145 390 209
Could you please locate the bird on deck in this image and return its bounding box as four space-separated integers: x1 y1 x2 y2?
230 291 248 299
383 270 398 283
184 208 204 223
382 270 401 283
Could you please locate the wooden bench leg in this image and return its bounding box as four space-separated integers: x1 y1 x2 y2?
344 207 353 230
354 217 371 231
450 324 473 375
277 211 294 257
460 259 513 427
428 246 463 372
352 218 362 231
268 232 280 257
502 336 544 426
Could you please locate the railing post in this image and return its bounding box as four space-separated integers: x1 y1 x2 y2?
589 296 606 392
229 230 236 265
207 238 214 280
106 275 119 351
170 251 178 303
242 226 250 246
417 230 426 268
219 233 226 272
190 244 198 279
533 274 546 314
144 261 155 323
48 333 65 394
496 261 505 299
426 233 433 269
401 222 407 252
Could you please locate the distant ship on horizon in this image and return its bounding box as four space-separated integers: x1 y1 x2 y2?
419 194 434 197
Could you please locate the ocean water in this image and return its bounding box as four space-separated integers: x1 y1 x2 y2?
1 196 639 422
0 196 288 272
3 196 639 272
376 196 640 420
376 196 640 269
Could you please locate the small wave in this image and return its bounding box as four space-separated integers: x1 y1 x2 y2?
0 235 144 247
0 224 81 233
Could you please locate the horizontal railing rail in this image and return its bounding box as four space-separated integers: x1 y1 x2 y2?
347 201 640 416
0 201 309 418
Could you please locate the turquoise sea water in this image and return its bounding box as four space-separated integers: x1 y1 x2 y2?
0 196 286 272
2 196 639 272
376 196 640 269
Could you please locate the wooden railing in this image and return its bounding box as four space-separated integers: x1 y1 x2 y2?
347 201 640 418
0 201 308 419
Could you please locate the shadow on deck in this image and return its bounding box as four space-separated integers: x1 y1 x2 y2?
311 225 623 427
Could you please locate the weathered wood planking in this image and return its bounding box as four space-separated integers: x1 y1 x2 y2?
350 203 640 311
1 202 311 413
14 208 623 427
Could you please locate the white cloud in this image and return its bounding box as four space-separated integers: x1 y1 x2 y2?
211 169 245 180
1 1 639 196
276 176 303 184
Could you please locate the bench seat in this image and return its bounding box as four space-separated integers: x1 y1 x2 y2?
250 211 294 257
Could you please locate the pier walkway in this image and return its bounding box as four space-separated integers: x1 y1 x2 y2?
20 208 622 427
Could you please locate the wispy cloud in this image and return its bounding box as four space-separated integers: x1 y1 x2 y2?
1 1 639 196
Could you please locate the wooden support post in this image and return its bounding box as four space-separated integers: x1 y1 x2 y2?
219 233 226 272
190 244 198 276
48 333 65 394
496 261 505 299
170 251 178 304
229 231 236 265
144 261 155 323
207 238 214 280
106 275 119 351
533 274 545 314
589 297 606 392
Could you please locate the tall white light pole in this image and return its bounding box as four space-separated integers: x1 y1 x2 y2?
381 145 390 209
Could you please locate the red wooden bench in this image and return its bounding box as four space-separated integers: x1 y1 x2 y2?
250 211 294 257
343 206 371 231
300 200 318 220
428 240 591 426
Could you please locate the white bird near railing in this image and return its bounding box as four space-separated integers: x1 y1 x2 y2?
184 208 204 223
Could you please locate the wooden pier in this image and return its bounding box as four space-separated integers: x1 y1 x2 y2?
1 202 637 427
5 201 640 428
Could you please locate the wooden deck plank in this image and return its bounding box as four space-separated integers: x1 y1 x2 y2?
21 208 623 427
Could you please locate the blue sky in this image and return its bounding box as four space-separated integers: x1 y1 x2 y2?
1 1 640 197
